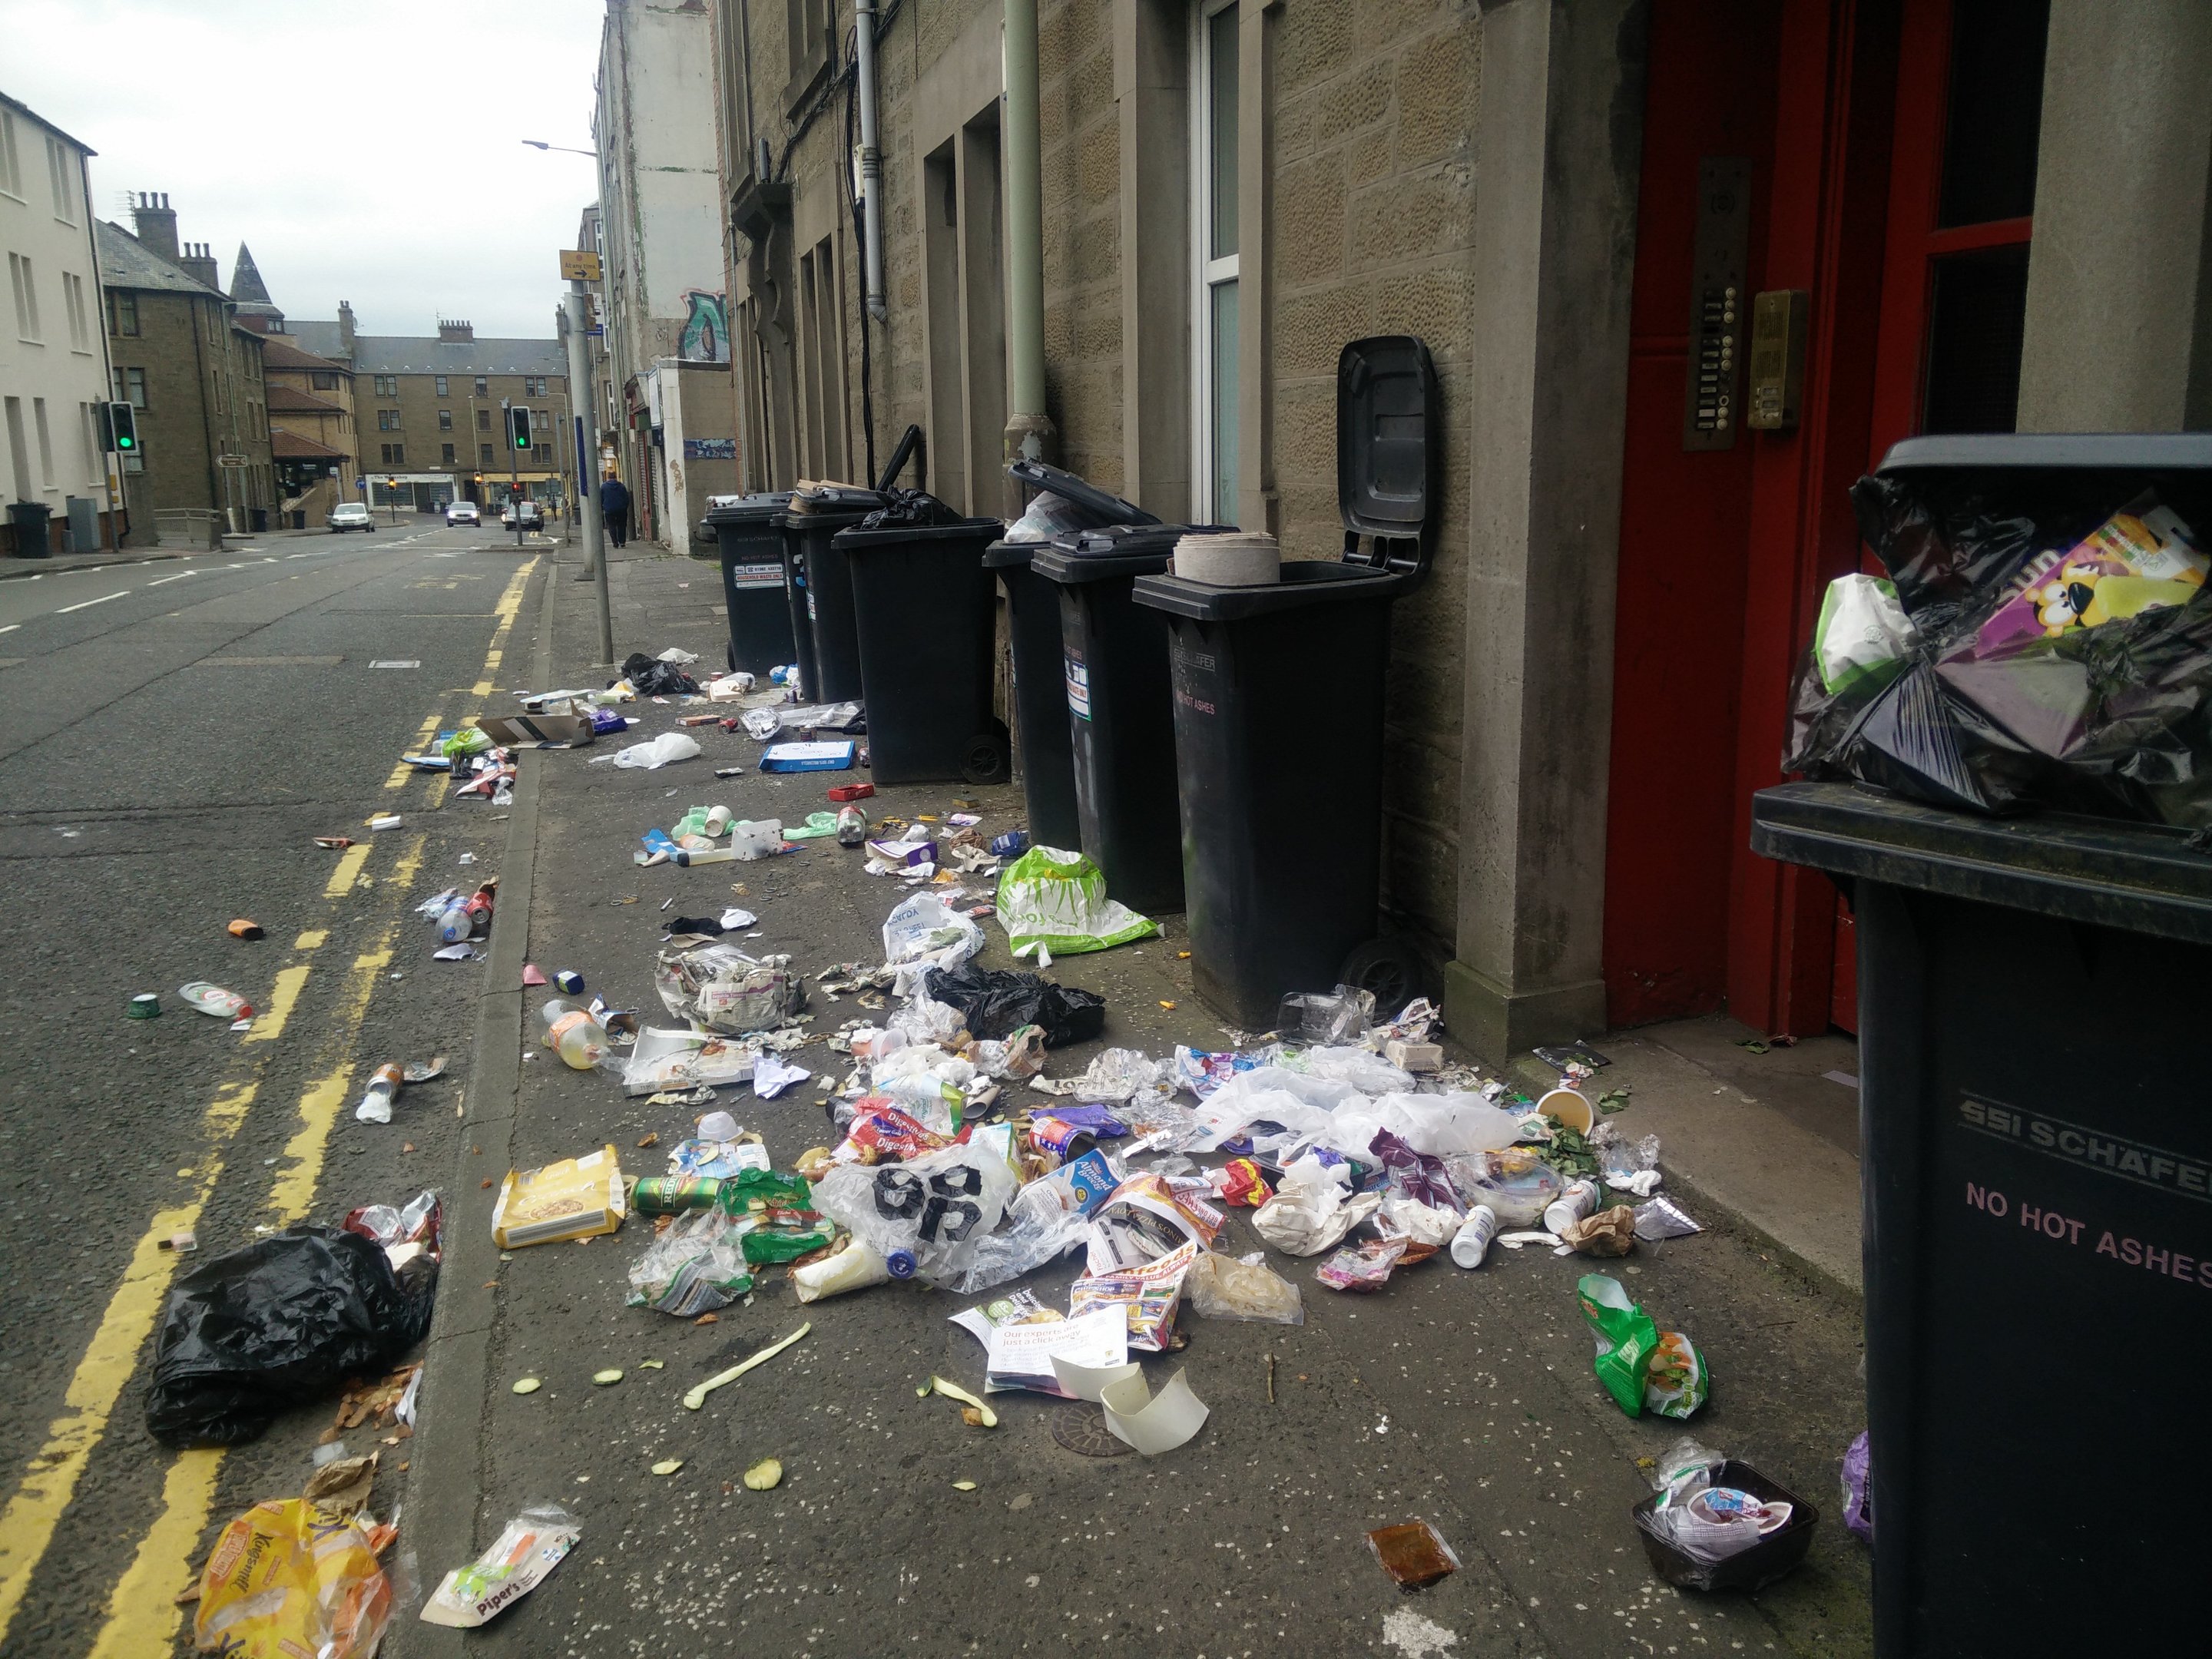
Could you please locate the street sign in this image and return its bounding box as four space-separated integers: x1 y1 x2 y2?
559 250 603 282
218 454 249 467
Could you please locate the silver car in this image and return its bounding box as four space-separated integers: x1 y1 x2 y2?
327 502 374 532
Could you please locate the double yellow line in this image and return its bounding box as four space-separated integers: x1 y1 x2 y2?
0 557 540 1654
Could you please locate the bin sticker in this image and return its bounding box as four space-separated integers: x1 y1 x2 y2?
1065 653 1093 721
1962 1180 2212 1292
731 561 782 589
1958 1094 2212 1204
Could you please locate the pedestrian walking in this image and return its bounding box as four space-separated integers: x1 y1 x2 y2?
600 473 631 549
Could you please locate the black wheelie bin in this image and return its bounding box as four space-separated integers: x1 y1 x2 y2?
837 514 1010 785
703 492 796 675
780 485 886 701
1753 432 2212 1657
1133 335 1439 1027
985 462 1164 853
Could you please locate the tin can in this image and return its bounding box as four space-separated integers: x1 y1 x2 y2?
552 969 584 995
1544 1178 1601 1236
1027 1114 1091 1161
127 992 161 1019
631 1177 724 1215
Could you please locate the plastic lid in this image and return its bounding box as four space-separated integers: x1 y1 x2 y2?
705 492 793 524
1008 460 1159 527
1133 558 1411 621
1338 335 1439 575
1875 433 2212 476
1031 542 1173 584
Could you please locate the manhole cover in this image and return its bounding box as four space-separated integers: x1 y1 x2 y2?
1051 1405 1131 1458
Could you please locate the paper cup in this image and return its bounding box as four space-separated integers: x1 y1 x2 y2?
1538 1087 1596 1134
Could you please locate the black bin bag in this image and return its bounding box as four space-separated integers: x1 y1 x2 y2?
922 962 1107 1047
145 1225 437 1448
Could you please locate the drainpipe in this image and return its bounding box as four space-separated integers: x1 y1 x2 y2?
1002 0 1058 469
855 0 888 322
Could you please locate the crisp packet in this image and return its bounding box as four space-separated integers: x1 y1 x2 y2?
1209 1157 1273 1207
1645 1329 1709 1419
1315 1236 1409 1293
1085 1171 1223 1273
1576 1273 1659 1416
835 1101 952 1164
1068 1239 1197 1351
1174 1045 1270 1098
419 1505 581 1628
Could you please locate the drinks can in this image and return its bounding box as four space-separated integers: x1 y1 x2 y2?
552 969 584 994
1450 1204 1499 1268
631 1177 724 1214
127 992 161 1019
1544 1178 1601 1236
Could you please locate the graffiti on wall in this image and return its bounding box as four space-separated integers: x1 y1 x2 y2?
680 290 730 363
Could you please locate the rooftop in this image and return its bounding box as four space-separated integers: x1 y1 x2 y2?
267 383 344 413
290 320 565 379
271 429 348 461
260 336 349 374
95 220 223 298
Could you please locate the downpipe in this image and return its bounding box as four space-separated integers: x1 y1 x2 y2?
856 0 887 323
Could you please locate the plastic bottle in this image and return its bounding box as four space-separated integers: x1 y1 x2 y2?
1450 1204 1500 1268
538 999 611 1070
354 1062 404 1124
835 805 868 846
885 1247 918 1280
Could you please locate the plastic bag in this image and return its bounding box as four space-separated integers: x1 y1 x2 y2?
1251 1157 1381 1256
1841 1429 1874 1542
625 1208 754 1316
996 846 1158 957
619 652 700 697
147 1226 436 1447
1294 1044 1413 1094
1185 1250 1304 1323
1575 1272 1659 1417
1274 985 1373 1043
196 1498 391 1657
882 892 985 994
609 730 701 769
419 1505 581 1628
812 1140 1019 1285
654 942 803 1034
922 961 1106 1046
1813 572 1918 695
1369 1129 1462 1211
1315 1236 1409 1292
939 1204 1091 1296
1323 1092 1522 1163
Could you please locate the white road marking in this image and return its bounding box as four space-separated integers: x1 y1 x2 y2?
0 624 18 634
147 571 195 586
55 590 130 614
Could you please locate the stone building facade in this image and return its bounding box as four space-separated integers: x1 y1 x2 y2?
702 0 2212 1061
260 333 357 522
96 195 274 538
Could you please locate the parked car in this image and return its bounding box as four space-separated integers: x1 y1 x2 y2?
500 500 545 531
327 502 374 533
445 501 481 526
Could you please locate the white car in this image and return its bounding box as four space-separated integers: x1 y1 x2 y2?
445 502 481 526
500 500 545 531
327 502 374 532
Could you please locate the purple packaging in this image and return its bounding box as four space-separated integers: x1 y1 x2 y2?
1841 1430 1873 1543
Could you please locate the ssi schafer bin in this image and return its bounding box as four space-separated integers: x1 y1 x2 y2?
984 462 1167 855
836 516 1009 785
1134 335 1439 1027
1751 432 2212 1657
779 487 886 701
703 492 796 675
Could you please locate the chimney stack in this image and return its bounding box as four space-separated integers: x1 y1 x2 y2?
338 300 357 356
177 240 220 290
438 318 474 342
131 190 179 262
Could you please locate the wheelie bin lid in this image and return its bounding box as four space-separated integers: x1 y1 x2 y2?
780 485 889 531
1031 524 1233 582
704 492 793 526
985 463 1161 568
833 515 1005 551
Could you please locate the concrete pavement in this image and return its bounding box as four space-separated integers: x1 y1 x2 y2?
393 543 1872 1659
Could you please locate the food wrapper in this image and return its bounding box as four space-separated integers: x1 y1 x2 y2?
419 1505 581 1628
1174 1045 1270 1098
196 1498 390 1658
1315 1235 1409 1293
1971 495 2207 656
492 1147 626 1248
1084 1171 1222 1273
1576 1273 1660 1416
1645 1329 1709 1419
654 941 803 1034
1366 1520 1460 1588
834 1101 952 1164
713 1167 814 1218
1369 1129 1461 1211
625 1208 754 1316
1184 1250 1304 1324
1208 1157 1273 1207
1068 1239 1197 1351
1562 1204 1637 1257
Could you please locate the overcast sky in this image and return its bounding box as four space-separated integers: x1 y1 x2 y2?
4 0 608 339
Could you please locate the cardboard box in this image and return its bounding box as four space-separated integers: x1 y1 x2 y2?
473 713 594 748
491 1146 627 1247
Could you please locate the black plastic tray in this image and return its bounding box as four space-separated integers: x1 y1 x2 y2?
1632 1461 1820 1593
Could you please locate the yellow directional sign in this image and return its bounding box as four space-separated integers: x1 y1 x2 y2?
560 250 603 282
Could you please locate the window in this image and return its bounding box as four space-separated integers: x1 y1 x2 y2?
381 442 406 465
473 376 487 396
79 402 100 484
374 374 399 396
479 442 494 465
9 253 41 343
435 376 449 396
310 370 337 389
111 290 138 336
114 366 147 408
523 376 549 397
47 136 75 223
378 409 402 431
4 399 28 501
438 409 452 430
534 443 551 462
476 407 491 431
1192 0 1240 525
442 442 457 464
61 271 89 350
0 111 22 200
33 398 54 487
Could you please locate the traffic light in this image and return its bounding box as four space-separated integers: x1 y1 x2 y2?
508 406 531 451
101 401 138 453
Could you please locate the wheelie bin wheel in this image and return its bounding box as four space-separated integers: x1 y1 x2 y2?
961 726 1012 786
1339 935 1433 1015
